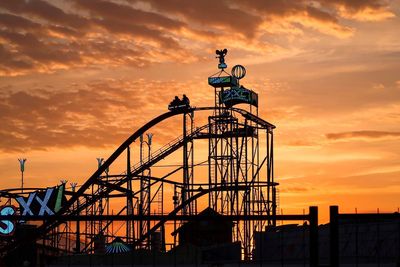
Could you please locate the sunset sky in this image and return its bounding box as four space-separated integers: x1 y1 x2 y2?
0 0 400 222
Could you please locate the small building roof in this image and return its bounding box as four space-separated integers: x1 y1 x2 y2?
171 207 233 236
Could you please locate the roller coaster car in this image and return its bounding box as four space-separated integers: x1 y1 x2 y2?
168 103 190 111
168 98 190 111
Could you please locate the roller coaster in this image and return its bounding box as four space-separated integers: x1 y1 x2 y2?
0 49 278 264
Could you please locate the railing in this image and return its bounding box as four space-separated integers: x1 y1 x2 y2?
329 206 400 267
129 123 210 172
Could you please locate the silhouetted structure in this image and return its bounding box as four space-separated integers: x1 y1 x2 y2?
216 49 228 69
172 207 233 247
0 49 279 265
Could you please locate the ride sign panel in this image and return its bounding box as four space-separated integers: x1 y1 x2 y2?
16 184 65 217
220 86 258 108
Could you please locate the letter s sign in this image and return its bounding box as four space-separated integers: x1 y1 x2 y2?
0 206 16 236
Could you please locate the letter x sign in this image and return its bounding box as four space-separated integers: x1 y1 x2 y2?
16 188 55 216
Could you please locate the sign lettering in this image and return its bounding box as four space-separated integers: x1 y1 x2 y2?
0 206 16 236
16 184 65 217
220 86 258 108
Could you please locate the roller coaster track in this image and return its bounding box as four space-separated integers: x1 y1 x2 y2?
2 106 275 254
74 122 211 219
52 106 273 229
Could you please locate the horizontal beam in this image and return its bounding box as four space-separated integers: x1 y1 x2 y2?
339 213 400 220
0 214 309 221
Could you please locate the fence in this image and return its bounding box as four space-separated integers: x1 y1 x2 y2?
3 206 400 266
330 206 400 267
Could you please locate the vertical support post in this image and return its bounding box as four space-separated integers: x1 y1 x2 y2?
309 206 319 267
139 134 144 245
189 111 195 214
271 132 276 227
397 219 400 266
146 133 152 248
355 208 359 267
127 146 133 243
182 112 188 215
377 216 381 267
272 187 277 226
330 206 339 267
266 129 271 225
96 158 104 236
70 182 80 253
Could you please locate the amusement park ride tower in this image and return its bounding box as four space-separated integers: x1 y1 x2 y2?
206 49 277 258
0 49 278 262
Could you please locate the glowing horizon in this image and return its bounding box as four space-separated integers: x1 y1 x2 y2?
1 0 400 223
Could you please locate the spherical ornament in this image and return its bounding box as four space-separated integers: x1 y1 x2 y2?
231 65 246 80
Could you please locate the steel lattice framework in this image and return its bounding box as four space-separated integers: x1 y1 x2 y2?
0 53 277 261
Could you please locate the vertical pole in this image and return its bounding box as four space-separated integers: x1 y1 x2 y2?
377 216 380 267
271 132 276 227
146 133 152 248
173 185 177 248
190 111 195 214
84 197 88 251
182 113 188 215
75 188 80 253
18 158 27 194
355 208 358 267
272 187 277 226
397 220 400 266
96 158 104 237
244 119 249 260
208 117 212 208
330 206 339 267
139 134 144 246
266 129 271 225
309 206 319 267
127 146 133 243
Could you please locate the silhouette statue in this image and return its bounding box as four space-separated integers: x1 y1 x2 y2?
216 49 228 69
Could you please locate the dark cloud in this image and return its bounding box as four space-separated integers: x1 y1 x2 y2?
140 0 262 38
92 18 180 49
0 29 81 64
72 0 184 49
73 0 183 30
0 0 90 29
0 0 394 75
0 44 34 72
0 0 190 75
305 5 338 23
326 130 400 140
0 12 41 31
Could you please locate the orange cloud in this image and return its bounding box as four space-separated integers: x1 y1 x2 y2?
0 79 194 152
325 130 400 140
0 0 395 76
338 6 395 21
